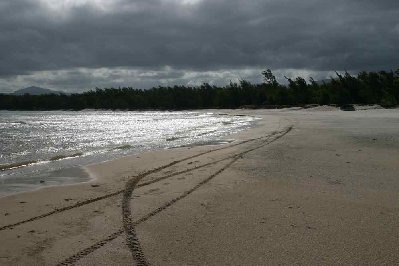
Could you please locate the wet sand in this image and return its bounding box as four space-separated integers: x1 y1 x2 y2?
0 108 399 265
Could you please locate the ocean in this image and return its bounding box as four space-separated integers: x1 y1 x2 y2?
0 110 258 196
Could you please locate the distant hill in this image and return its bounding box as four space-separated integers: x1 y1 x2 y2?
12 86 64 95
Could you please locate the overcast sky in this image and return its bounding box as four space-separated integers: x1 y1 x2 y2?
0 0 398 93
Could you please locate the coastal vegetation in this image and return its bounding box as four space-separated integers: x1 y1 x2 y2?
1 69 398 110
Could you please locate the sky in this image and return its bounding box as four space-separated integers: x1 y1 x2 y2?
0 0 398 93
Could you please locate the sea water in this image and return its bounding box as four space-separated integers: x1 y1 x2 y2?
0 110 258 196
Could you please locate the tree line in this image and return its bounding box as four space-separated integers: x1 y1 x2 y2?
1 69 398 110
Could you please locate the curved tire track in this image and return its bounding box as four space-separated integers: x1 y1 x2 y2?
56 126 292 265
123 158 238 266
57 159 238 266
123 126 292 265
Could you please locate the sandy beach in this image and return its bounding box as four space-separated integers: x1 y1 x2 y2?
1 108 399 265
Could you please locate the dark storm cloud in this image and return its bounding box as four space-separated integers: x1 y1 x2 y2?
0 0 398 91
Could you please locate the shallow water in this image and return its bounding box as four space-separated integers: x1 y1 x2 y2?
0 110 258 196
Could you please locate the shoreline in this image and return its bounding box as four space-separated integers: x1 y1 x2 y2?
1 108 399 265
3 105 396 203
0 110 259 198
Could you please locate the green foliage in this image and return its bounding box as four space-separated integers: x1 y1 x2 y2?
380 93 397 107
0 69 398 110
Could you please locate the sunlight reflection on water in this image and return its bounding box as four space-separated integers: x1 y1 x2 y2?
0 110 258 195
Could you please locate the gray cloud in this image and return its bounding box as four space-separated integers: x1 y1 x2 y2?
0 0 398 92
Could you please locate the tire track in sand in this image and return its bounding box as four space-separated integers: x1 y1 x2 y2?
58 158 238 266
56 126 292 265
123 126 293 266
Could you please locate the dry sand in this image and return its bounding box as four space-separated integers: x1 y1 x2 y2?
1 108 399 265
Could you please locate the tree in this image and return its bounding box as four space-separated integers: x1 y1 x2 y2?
262 69 278 86
1 69 398 110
